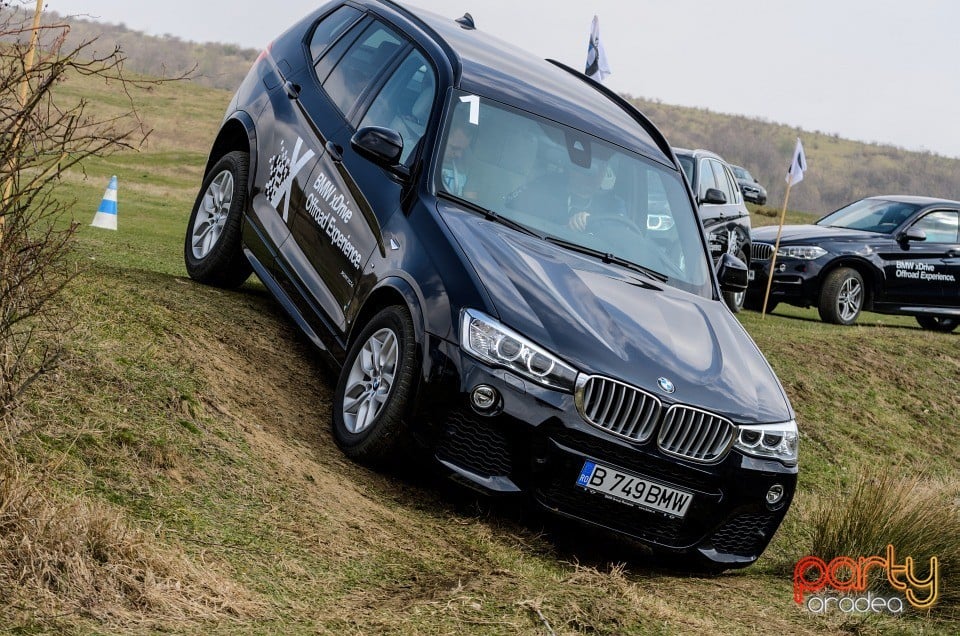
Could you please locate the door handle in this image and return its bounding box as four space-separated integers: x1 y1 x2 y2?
947 249 959 258
325 140 343 163
283 81 300 99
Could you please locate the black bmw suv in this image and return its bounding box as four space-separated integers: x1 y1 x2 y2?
747 195 960 330
184 0 798 569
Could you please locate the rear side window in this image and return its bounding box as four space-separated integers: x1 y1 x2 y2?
323 21 403 117
308 6 362 63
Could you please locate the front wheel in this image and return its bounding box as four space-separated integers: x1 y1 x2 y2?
332 306 418 467
184 151 252 288
916 315 959 333
818 267 864 325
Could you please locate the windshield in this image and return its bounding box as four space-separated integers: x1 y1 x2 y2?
816 198 921 233
733 166 750 180
435 91 712 297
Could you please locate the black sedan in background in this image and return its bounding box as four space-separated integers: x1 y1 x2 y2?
732 164 767 205
746 196 960 330
183 0 798 570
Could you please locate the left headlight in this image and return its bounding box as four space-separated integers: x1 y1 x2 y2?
460 309 578 392
734 420 799 465
776 245 827 260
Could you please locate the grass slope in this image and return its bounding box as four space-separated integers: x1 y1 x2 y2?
3 70 958 634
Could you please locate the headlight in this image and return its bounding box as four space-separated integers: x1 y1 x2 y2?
460 309 578 392
776 245 827 260
735 420 799 465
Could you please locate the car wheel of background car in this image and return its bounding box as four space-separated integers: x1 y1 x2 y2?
722 250 747 313
818 267 864 325
184 151 253 288
333 305 417 467
915 315 959 333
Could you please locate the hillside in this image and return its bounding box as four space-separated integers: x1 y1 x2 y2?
9 7 959 215
1 16 958 636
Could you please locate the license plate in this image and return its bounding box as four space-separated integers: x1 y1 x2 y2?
748 269 756 281
576 460 693 518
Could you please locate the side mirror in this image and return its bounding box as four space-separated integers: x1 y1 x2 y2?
350 126 409 178
717 252 748 293
701 188 727 205
898 227 927 244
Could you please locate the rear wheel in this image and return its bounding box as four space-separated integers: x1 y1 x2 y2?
916 315 959 333
332 306 418 467
184 151 252 288
818 267 864 325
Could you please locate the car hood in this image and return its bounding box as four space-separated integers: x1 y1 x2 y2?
752 224 881 244
439 204 792 423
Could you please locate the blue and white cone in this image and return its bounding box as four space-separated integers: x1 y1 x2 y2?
91 175 118 230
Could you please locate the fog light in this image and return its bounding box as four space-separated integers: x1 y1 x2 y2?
766 484 785 505
471 384 499 411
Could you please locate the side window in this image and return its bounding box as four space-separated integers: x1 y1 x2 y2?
358 49 436 164
912 211 960 243
719 163 740 204
322 21 403 117
308 6 362 63
697 159 717 198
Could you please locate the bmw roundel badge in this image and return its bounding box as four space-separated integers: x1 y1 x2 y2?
657 377 676 394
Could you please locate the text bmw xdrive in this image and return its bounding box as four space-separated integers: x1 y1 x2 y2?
184 0 798 569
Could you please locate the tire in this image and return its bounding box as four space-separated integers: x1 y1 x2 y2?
818 267 864 325
722 250 748 313
184 151 253 288
333 306 418 467
916 315 959 333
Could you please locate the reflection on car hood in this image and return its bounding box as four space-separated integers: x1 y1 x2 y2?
439 204 791 423
752 224 880 243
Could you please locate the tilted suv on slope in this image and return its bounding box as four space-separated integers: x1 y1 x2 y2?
184 0 797 569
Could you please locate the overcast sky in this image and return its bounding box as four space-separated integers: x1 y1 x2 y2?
43 0 960 158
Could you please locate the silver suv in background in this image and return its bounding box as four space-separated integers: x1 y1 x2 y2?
732 164 767 205
675 148 752 312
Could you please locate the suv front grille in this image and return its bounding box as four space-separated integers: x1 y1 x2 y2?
577 376 661 443
752 242 774 261
576 375 736 464
657 406 734 463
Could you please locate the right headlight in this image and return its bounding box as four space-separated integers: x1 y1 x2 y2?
734 420 799 465
776 245 827 260
460 309 578 392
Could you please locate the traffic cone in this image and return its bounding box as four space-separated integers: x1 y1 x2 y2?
90 175 118 230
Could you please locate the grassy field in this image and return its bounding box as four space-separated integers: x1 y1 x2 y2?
2 71 959 635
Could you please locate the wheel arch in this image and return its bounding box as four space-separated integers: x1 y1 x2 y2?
205 113 258 194
350 276 428 355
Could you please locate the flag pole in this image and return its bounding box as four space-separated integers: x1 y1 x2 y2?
0 0 45 243
760 181 793 319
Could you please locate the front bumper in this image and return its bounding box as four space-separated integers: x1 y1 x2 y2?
747 255 830 307
417 338 797 567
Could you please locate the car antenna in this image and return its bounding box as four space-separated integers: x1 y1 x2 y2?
455 12 475 30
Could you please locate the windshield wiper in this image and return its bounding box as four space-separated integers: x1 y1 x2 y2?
439 192 544 240
543 234 668 283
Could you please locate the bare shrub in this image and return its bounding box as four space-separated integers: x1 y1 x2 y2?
0 4 149 424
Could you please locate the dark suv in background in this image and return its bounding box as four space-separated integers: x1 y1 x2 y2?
675 148 752 312
731 164 767 205
183 0 797 570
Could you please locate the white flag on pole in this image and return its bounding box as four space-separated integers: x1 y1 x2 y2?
585 15 611 82
785 137 807 186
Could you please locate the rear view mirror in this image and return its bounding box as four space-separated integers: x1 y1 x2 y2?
898 227 927 243
351 126 409 179
701 188 727 205
717 252 748 293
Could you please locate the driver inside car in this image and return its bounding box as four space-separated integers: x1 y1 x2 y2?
509 159 626 232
